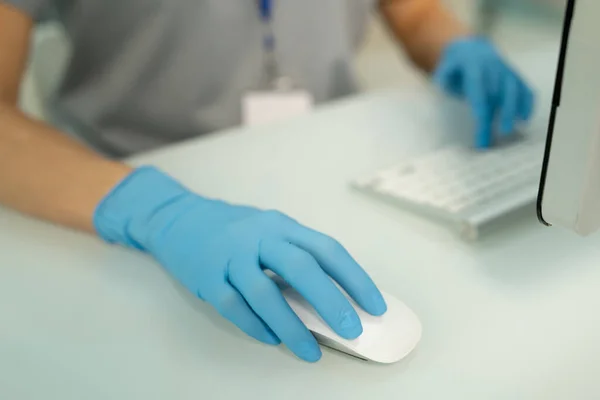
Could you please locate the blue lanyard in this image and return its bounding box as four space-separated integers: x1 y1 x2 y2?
258 0 272 23
258 0 289 87
258 0 275 51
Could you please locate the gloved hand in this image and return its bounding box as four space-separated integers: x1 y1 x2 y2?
433 37 535 148
94 167 387 362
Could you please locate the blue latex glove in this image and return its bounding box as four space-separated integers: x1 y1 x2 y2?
433 37 535 148
94 167 387 362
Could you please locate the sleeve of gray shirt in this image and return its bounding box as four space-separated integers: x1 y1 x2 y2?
1 0 51 21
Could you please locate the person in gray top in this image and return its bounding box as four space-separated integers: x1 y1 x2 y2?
0 0 533 362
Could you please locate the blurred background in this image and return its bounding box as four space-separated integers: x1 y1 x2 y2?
20 0 567 120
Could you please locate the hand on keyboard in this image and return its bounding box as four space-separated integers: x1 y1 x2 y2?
433 37 535 149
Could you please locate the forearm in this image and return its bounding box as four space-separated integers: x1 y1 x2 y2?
379 0 470 72
0 103 132 233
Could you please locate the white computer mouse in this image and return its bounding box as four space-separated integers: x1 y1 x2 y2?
278 279 422 364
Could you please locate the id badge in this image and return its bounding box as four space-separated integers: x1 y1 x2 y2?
242 89 314 127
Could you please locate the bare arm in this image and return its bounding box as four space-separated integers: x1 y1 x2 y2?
378 0 470 73
0 3 131 233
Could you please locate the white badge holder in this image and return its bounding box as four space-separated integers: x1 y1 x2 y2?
242 87 314 127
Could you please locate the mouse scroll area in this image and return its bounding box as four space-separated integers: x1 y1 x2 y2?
275 276 422 364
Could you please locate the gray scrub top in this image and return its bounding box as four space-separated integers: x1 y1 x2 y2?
4 0 375 157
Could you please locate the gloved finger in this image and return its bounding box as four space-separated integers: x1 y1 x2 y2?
284 225 387 317
433 58 463 97
485 62 503 106
210 283 281 346
260 239 362 340
227 255 321 363
518 81 535 121
499 74 519 135
464 65 493 148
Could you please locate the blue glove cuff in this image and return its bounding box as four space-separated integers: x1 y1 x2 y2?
93 166 191 250
446 35 489 49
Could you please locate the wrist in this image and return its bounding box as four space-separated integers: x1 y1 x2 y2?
93 166 196 250
434 35 489 74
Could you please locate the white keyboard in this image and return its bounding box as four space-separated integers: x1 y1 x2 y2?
353 137 545 240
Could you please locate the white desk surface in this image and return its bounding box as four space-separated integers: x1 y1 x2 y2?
4 45 600 400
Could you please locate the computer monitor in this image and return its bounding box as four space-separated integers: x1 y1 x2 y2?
537 0 600 236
